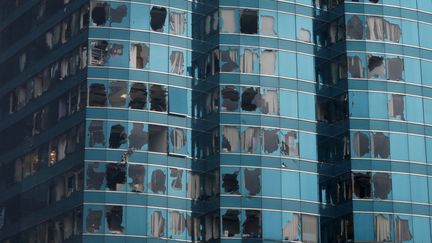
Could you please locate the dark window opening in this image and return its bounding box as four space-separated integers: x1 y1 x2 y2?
221 86 239 111
388 94 405 120
89 83 107 107
148 125 167 153
91 3 108 26
353 172 371 199
220 49 239 72
150 7 167 32
150 169 166 194
90 40 109 66
150 85 167 112
109 124 127 149
372 132 390 159
347 15 363 40
106 206 124 233
386 57 403 81
348 55 364 78
222 210 240 237
373 173 392 200
88 120 105 147
128 123 148 150
106 163 126 191
110 5 127 23
86 163 105 190
263 129 279 154
128 164 145 192
129 83 147 109
244 168 261 196
353 132 370 157
240 10 258 34
86 208 102 233
241 87 260 111
222 172 239 194
368 55 385 78
243 210 261 238
108 81 127 107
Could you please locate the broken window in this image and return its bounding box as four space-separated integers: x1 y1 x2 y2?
388 94 405 120
86 207 103 233
89 83 107 107
128 123 148 150
106 205 124 233
88 120 106 147
62 18 71 44
108 124 127 149
386 57 403 81
366 16 384 41
91 2 108 26
260 88 278 114
169 128 188 155
220 9 236 33
244 168 261 195
302 215 318 243
263 129 280 155
130 44 149 69
220 48 239 72
148 125 167 153
222 171 239 194
353 131 370 157
170 50 185 75
281 130 299 156
169 168 184 193
105 163 126 191
149 167 166 194
240 48 259 73
353 172 371 199
375 214 391 241
128 164 145 192
129 83 147 109
86 162 105 190
240 10 258 34
347 15 364 40
371 132 390 159
108 81 127 107
243 210 261 238
241 127 261 153
222 126 240 152
169 211 187 237
187 172 201 199
150 6 167 32
260 13 277 36
283 213 300 241
260 50 277 75
373 173 392 200
170 11 186 35
348 55 365 78
394 216 412 242
222 210 240 237
241 87 260 112
90 40 109 66
368 55 385 79
221 86 239 111
150 210 166 237
150 85 167 112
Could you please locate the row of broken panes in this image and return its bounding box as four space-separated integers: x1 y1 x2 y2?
221 126 317 160
0 206 83 243
0 123 85 189
221 166 318 201
221 209 318 242
84 205 198 240
90 2 190 37
2 44 87 118
0 166 83 231
351 131 431 162
194 47 315 81
87 121 191 156
219 85 316 119
89 40 191 76
218 8 313 43
88 81 191 115
0 83 86 154
350 92 431 124
85 162 218 199
0 6 89 82
0 0 85 51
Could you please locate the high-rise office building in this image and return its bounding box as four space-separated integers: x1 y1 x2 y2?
0 0 431 242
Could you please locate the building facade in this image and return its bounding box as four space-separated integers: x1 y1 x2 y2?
0 0 431 242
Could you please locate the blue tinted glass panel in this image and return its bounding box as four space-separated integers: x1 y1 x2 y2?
408 135 426 162
411 175 428 203
392 173 411 201
280 90 298 117
354 214 374 241
300 173 318 201
281 170 299 199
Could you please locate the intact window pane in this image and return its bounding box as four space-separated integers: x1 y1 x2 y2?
169 87 189 115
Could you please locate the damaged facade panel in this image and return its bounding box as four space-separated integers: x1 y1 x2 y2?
222 209 240 237
128 123 148 150
386 57 404 81
347 15 364 40
241 87 260 112
170 50 185 75
170 11 186 35
241 127 261 153
353 131 370 157
222 171 240 194
220 48 239 72
91 2 127 26
86 162 105 190
366 16 401 42
150 210 166 237
86 207 103 233
263 128 280 154
105 163 126 191
260 88 278 114
348 55 365 78
109 124 127 149
260 50 277 75
240 48 258 73
89 83 107 106
371 132 390 159
149 168 166 194
368 55 385 79
353 172 392 199
220 9 236 33
240 10 258 34
243 210 261 238
169 128 188 155
128 164 145 192
90 40 109 66
281 130 299 156
108 81 127 107
388 94 405 120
